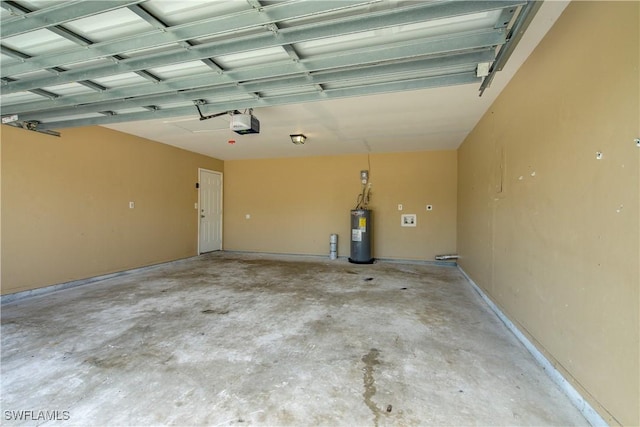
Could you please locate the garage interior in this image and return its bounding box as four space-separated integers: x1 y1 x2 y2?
1 1 638 426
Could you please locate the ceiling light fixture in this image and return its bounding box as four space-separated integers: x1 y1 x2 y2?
290 134 306 144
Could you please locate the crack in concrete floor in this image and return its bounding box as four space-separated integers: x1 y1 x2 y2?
362 348 382 427
1 252 589 426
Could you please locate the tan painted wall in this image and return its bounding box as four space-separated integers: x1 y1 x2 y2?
224 151 456 260
1 125 223 295
457 2 639 425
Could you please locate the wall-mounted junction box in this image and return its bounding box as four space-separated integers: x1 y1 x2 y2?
401 214 416 227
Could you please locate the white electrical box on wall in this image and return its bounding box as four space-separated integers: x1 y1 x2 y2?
401 214 416 227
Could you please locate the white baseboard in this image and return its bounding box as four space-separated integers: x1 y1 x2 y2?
458 266 608 427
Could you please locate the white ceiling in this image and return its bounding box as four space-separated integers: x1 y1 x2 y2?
1 1 569 160
105 84 486 159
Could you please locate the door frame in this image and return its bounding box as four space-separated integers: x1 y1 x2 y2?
197 168 223 254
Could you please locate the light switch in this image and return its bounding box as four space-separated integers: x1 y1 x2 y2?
398 204 403 211
129 201 135 209
426 205 433 211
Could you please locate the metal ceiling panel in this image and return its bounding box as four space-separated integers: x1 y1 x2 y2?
0 1 146 38
61 7 152 42
0 0 541 134
295 9 502 56
38 82 89 96
36 72 481 130
142 0 251 27
13 50 494 120
1 28 77 56
85 72 149 87
215 46 291 69
0 91 43 104
146 61 214 80
0 0 523 93
6 45 496 119
1 1 373 78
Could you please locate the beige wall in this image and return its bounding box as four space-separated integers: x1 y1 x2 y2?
224 151 456 260
1 125 223 295
457 2 639 425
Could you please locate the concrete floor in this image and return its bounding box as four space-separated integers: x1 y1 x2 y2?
1 253 588 426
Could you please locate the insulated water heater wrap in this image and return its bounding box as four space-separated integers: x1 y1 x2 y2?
349 209 373 264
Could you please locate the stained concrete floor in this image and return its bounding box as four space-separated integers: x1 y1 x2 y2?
1 253 588 427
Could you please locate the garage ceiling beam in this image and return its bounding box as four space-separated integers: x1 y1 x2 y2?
125 3 239 94
0 2 167 96
16 50 493 121
7 32 498 117
0 44 30 60
233 29 504 81
38 72 479 130
479 0 542 95
47 25 93 47
1 0 540 132
9 28 501 110
0 0 147 38
126 3 169 30
0 0 376 78
1 0 522 93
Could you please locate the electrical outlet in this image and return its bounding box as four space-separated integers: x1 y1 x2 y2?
245 214 251 219
401 214 417 227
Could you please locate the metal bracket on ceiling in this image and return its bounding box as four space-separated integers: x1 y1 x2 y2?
23 120 61 137
194 101 241 121
265 23 279 34
2 118 61 137
478 0 542 96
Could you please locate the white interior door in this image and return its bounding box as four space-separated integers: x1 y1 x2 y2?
199 169 222 253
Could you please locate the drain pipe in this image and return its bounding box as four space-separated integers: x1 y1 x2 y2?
435 254 459 261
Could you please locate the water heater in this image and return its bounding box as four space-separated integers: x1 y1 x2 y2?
349 209 373 264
